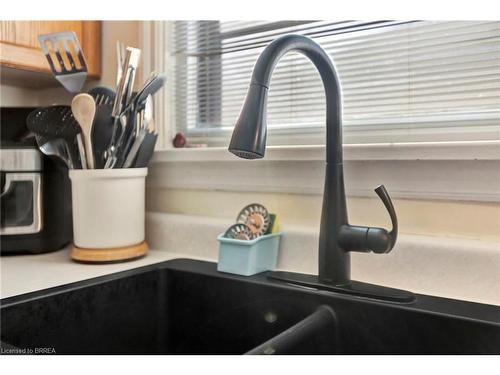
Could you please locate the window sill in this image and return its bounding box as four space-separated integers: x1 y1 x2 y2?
151 140 500 163
147 140 500 202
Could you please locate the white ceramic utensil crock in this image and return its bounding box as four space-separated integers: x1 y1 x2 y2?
69 168 147 249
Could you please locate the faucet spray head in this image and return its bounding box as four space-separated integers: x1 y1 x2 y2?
228 84 269 159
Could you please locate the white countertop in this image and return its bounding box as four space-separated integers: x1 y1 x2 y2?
0 247 211 299
146 213 500 306
2 212 499 306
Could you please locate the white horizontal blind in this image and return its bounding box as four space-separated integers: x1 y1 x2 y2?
170 21 500 143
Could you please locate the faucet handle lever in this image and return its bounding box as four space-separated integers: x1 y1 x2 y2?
338 185 399 254
357 185 398 254
372 185 398 252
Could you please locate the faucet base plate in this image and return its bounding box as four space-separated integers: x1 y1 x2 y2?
267 271 416 303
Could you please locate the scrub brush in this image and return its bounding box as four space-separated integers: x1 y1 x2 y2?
265 213 280 235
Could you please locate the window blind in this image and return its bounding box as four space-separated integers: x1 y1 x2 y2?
170 20 500 141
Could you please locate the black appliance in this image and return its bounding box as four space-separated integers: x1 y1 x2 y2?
1 107 72 254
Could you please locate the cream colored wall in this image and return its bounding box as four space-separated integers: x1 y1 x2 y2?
0 84 41 106
146 188 500 242
98 21 141 88
0 21 141 107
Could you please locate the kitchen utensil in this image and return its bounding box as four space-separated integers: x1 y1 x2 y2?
113 71 165 141
26 106 79 139
147 116 156 134
139 95 153 137
120 95 150 168
112 47 141 118
76 134 87 169
35 135 73 169
115 71 165 144
236 203 271 237
135 110 142 137
66 136 84 169
88 86 116 106
88 86 116 168
128 93 148 141
122 94 155 168
122 127 147 168
116 41 125 86
135 71 157 96
143 95 154 130
38 31 88 93
71 94 96 169
90 104 114 169
133 73 167 110
112 111 137 168
111 113 130 166
26 106 85 169
106 47 141 168
132 132 158 168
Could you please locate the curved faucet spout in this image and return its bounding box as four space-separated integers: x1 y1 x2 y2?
229 34 343 163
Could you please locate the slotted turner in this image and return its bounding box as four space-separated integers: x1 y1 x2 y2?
27 105 86 169
38 31 88 93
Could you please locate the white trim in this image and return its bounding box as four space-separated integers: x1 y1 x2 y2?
152 140 500 162
138 21 150 84
148 142 500 202
147 142 500 202
140 21 173 150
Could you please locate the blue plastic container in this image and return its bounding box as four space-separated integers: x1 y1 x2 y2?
217 232 281 276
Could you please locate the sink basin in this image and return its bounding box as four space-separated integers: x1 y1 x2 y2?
1 259 499 354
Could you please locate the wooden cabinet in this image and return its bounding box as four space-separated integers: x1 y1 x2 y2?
0 21 101 83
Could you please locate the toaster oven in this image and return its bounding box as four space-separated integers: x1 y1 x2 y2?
1 107 73 254
1 148 43 236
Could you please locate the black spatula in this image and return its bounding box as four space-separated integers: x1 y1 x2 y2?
88 87 116 168
133 132 158 168
26 106 85 168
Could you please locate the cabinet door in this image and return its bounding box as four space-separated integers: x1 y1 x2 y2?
0 21 101 78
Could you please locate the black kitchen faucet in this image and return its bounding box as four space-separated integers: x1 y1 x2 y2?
229 34 409 301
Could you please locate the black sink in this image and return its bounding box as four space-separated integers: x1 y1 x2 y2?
1 259 499 354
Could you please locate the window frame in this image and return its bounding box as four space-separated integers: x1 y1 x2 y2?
163 20 500 148
140 21 500 203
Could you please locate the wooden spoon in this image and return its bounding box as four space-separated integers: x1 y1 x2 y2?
71 93 96 169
